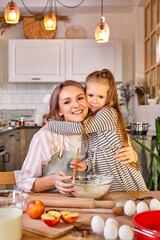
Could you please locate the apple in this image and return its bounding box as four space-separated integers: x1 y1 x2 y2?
61 211 79 224
41 211 62 226
27 200 45 219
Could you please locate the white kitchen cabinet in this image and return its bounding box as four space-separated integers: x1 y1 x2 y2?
66 39 122 82
8 39 122 83
8 39 65 83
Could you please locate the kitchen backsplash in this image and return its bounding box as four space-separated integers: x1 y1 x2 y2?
0 81 135 125
0 82 58 125
0 109 35 124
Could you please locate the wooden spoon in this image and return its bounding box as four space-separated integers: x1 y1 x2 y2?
72 147 80 181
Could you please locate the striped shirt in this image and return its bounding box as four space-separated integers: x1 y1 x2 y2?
49 107 148 191
16 128 86 192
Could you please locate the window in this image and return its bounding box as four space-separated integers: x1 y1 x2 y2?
145 0 160 98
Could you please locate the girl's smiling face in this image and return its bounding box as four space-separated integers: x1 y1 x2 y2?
58 86 89 122
86 80 109 112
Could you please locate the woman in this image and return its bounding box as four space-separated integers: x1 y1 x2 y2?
17 80 138 193
17 81 89 194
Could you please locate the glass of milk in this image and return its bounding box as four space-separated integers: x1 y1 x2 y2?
0 190 28 240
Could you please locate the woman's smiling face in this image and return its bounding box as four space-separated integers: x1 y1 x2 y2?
58 86 89 122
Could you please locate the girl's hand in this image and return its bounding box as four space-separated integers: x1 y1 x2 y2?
70 159 87 172
114 146 138 165
54 171 74 195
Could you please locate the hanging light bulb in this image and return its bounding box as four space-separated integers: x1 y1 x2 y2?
95 0 110 43
44 12 57 31
4 1 20 24
95 16 110 43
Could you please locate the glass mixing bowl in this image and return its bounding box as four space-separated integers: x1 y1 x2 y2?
71 173 113 199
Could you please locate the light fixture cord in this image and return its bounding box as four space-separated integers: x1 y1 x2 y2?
49 0 53 12
21 0 49 15
54 0 57 17
101 0 103 16
56 0 84 8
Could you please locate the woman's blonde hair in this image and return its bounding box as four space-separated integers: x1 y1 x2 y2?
85 69 128 146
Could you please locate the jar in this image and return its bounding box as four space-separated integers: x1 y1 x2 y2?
18 117 25 127
8 121 16 128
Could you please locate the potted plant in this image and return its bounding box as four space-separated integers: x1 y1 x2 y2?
130 118 160 190
117 80 135 124
135 77 150 105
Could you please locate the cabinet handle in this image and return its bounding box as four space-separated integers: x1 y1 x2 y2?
0 150 6 156
32 78 41 80
9 134 14 137
3 152 10 163
16 132 20 141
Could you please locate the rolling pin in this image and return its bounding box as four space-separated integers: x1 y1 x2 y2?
28 196 115 209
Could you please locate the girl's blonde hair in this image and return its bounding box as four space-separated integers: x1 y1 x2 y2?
85 69 128 147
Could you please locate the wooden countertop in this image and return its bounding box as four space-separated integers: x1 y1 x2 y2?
22 191 160 239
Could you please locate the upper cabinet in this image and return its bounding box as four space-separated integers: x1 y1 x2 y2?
66 39 122 82
8 39 122 83
9 39 65 83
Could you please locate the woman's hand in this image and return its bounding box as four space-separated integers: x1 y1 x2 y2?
114 146 138 165
70 159 87 172
54 171 74 195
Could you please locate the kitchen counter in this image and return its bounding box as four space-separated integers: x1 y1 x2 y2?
0 125 41 136
129 130 156 140
22 191 160 239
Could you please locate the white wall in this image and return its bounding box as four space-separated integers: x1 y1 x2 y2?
0 11 135 124
134 105 160 131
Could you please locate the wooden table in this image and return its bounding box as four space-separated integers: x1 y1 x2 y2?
22 191 160 239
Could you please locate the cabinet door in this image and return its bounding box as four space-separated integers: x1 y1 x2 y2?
4 130 21 171
130 138 152 187
9 39 65 82
21 128 39 165
66 39 122 82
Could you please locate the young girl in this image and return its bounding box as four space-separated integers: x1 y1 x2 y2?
48 69 147 191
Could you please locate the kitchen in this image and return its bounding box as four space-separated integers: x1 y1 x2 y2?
0 0 159 129
0 0 159 172
0 0 160 239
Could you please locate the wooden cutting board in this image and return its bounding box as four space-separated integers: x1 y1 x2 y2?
22 213 80 239
22 210 134 239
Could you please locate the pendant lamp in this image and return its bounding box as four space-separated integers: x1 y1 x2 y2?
44 12 57 30
95 0 110 43
4 1 20 24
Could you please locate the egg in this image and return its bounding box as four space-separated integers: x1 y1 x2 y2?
91 215 104 234
104 222 118 240
150 198 160 210
137 201 149 213
119 224 133 240
105 217 119 228
124 200 136 216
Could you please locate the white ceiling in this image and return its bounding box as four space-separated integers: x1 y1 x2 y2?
0 0 147 14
